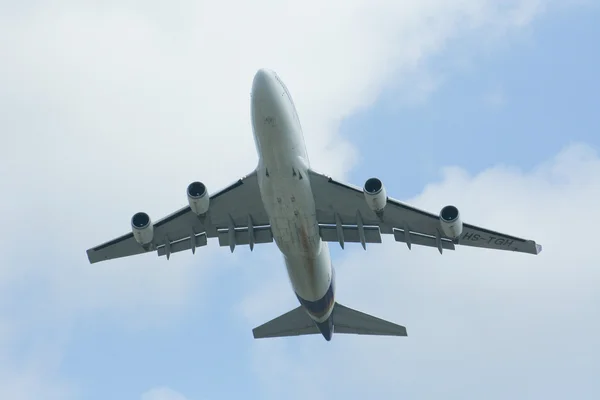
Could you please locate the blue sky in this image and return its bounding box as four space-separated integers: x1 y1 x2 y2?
343 5 600 195
1 2 599 400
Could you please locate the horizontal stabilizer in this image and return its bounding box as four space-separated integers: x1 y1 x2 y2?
252 303 407 339
333 303 407 336
252 306 319 339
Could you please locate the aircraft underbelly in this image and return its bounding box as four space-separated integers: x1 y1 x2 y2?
260 165 318 253
259 166 331 302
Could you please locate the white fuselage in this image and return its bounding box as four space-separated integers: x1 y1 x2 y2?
250 69 335 330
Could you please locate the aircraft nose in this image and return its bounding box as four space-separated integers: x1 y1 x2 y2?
252 68 278 99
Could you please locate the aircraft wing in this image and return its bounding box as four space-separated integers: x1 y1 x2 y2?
87 170 271 264
307 169 542 255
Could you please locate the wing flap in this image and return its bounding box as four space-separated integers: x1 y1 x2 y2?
318 225 382 245
333 303 407 336
393 228 455 251
252 306 319 339
156 233 208 257
217 226 274 248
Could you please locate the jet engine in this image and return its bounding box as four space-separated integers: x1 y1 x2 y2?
363 177 387 213
187 181 210 216
131 212 154 246
439 205 463 239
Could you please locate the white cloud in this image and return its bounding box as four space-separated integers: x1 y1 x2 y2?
0 0 584 398
0 324 75 400
141 387 189 400
242 142 600 399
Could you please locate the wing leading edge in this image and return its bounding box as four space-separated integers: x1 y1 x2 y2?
86 170 270 264
307 169 542 255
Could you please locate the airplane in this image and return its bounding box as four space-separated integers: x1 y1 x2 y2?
86 68 543 341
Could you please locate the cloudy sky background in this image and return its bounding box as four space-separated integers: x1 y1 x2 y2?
1 1 599 399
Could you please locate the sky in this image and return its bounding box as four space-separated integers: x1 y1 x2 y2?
1 1 599 399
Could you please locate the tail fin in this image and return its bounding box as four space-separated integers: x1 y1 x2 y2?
252 302 407 339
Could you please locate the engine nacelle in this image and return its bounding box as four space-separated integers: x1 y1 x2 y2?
363 177 387 213
131 212 154 246
187 181 210 216
439 205 463 239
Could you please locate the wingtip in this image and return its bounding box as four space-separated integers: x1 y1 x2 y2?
86 249 97 264
536 243 543 254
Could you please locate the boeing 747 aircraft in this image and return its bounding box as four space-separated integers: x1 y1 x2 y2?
86 68 542 341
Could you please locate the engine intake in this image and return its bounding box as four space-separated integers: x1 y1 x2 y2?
187 181 210 216
439 205 463 239
363 177 387 213
131 212 154 245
